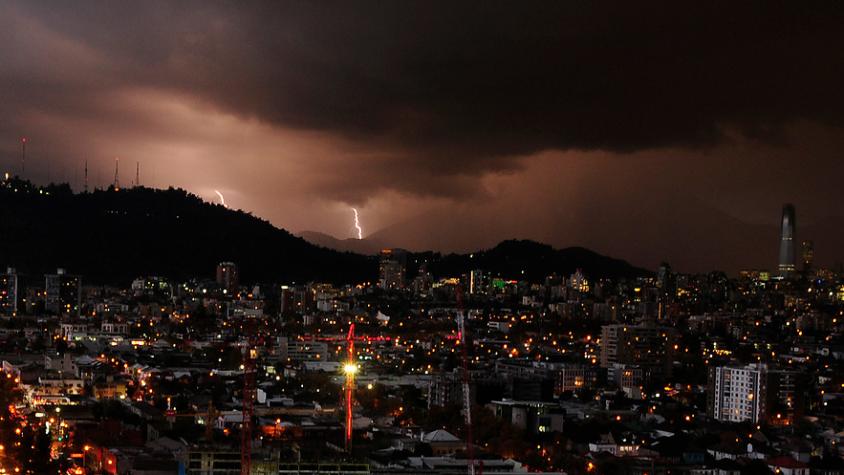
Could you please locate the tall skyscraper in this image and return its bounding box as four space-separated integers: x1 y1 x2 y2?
777 204 796 277
378 249 407 290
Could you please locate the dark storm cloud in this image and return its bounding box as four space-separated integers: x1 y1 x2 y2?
3 1 844 271
7 1 844 192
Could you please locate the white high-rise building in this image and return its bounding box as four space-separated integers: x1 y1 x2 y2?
708 364 766 424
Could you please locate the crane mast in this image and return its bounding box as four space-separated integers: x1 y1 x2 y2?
344 323 357 453
241 321 257 475
456 286 477 475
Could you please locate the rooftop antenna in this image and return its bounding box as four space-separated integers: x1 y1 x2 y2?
135 161 140 187
84 160 88 193
20 137 27 175
113 158 120 191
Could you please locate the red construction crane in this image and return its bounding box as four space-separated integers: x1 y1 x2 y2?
343 323 357 453
456 285 478 475
241 321 257 475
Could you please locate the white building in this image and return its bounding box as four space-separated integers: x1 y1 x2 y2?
708 364 766 424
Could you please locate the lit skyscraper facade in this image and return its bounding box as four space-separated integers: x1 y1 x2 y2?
45 268 82 316
378 248 407 290
777 204 796 277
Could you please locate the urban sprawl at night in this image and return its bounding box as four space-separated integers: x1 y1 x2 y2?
3 2 844 474
0 180 843 475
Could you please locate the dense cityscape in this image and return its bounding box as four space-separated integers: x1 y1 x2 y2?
4 2 844 475
0 186 842 475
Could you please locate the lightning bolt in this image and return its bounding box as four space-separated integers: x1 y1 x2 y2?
352 208 363 240
214 190 227 208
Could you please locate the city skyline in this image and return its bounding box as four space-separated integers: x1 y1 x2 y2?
2 3 844 474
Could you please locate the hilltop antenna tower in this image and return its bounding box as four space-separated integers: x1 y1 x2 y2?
135 162 140 187
84 161 88 193
20 137 27 175
113 158 120 190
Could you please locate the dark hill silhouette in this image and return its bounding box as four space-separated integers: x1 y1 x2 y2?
0 179 375 285
298 231 650 280
0 178 649 285
417 240 649 281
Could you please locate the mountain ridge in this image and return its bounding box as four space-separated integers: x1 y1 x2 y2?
0 179 650 285
298 231 651 280
0 179 375 285
344 196 844 274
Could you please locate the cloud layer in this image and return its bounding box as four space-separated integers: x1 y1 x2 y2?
1 1 843 270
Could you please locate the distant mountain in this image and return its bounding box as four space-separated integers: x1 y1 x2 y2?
0 179 376 285
297 231 386 255
362 196 844 274
416 240 650 281
299 232 650 280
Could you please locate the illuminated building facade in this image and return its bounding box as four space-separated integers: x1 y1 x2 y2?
767 369 810 423
378 248 407 290
0 267 18 316
280 285 315 315
599 322 677 379
707 364 766 424
557 364 599 393
469 269 487 295
45 268 82 316
568 268 589 294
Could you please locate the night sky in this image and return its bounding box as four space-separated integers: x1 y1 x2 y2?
2 1 843 272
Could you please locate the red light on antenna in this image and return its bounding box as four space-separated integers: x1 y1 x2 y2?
21 137 27 143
